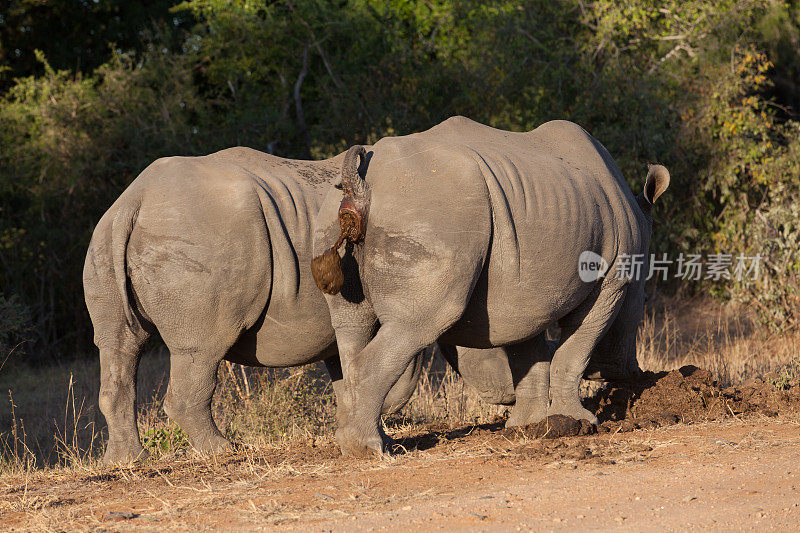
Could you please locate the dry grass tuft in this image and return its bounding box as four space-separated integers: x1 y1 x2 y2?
387 350 507 432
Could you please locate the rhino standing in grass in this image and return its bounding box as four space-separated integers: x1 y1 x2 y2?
83 148 425 465
313 117 669 456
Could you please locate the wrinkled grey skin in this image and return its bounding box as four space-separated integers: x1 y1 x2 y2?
314 117 669 456
442 328 634 416
440 343 556 425
83 147 424 465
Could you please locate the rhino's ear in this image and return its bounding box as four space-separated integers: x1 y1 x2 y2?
643 164 670 205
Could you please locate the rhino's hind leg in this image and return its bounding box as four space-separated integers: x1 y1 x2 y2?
335 322 431 457
506 335 551 428
326 314 378 427
99 340 149 465
324 356 350 427
381 348 425 415
163 350 231 455
326 347 424 429
441 344 516 406
548 284 626 425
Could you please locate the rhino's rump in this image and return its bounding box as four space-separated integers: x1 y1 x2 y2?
375 118 643 348
122 153 335 365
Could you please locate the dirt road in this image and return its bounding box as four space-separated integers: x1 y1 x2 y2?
2 416 799 531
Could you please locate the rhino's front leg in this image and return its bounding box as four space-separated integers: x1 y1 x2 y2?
441 339 550 426
336 322 429 457
440 344 516 405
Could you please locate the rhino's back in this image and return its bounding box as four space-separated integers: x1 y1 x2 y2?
405 117 645 265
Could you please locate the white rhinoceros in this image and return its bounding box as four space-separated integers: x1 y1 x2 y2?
313 116 669 456
83 147 425 465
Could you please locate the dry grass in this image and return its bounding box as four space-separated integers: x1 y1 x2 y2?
0 297 797 479
0 350 339 475
637 295 800 386
387 349 507 431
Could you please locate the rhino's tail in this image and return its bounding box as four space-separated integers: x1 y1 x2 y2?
111 198 141 328
311 145 369 295
341 145 368 200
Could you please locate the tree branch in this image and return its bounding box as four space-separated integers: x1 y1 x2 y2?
289 7 374 124
294 45 311 158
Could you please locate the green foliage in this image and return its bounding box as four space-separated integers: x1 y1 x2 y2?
142 425 189 456
1 0 800 353
765 358 800 390
0 43 239 352
0 1 192 89
677 45 800 328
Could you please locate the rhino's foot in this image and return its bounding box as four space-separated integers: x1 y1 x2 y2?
505 405 547 428
102 441 150 466
188 433 232 456
547 401 598 426
335 425 384 458
584 361 644 383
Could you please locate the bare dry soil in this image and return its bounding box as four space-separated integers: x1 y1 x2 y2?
2 367 800 531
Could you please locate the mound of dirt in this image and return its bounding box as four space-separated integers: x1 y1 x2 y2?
503 414 597 439
590 365 800 433
503 365 800 439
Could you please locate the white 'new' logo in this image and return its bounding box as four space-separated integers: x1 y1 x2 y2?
578 251 609 282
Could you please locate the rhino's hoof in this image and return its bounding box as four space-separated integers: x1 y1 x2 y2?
335 426 384 458
506 407 547 428
189 434 233 456
547 403 598 426
102 442 150 466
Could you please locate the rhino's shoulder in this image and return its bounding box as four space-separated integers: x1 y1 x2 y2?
417 116 522 143
424 115 487 135
209 146 270 159
524 120 620 174
526 120 594 146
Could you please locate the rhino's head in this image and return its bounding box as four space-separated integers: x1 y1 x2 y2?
585 164 670 382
